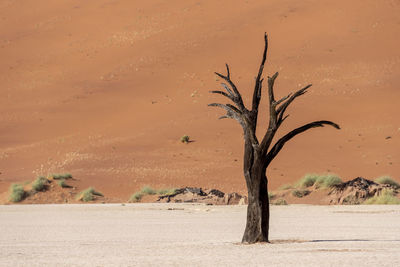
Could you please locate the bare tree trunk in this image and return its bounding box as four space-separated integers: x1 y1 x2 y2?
242 146 270 243
209 33 340 244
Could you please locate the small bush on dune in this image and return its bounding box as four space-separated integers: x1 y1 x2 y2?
272 199 288 205
180 135 190 143
77 187 103 202
141 186 156 195
315 174 342 188
9 184 26 202
292 189 310 198
374 176 400 189
157 188 177 196
129 187 177 202
363 189 400 205
51 173 73 180
129 192 143 202
57 179 71 188
296 174 318 188
296 173 342 189
32 176 48 192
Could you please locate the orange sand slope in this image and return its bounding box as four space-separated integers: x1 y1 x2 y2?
0 0 399 202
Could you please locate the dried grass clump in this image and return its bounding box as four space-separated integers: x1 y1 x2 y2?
77 187 103 202
9 184 26 202
32 176 48 192
374 176 400 189
363 189 400 205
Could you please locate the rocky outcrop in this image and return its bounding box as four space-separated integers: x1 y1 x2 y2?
329 177 397 204
157 187 248 205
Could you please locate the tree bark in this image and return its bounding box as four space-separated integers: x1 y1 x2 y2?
209 33 340 244
242 147 270 243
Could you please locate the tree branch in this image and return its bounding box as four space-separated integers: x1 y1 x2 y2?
208 103 246 129
215 64 246 111
276 84 312 117
265 120 340 166
252 33 268 112
209 90 235 102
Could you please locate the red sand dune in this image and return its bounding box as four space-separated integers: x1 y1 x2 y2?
0 0 399 202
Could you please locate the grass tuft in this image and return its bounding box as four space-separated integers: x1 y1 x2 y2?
9 184 26 202
272 199 288 205
296 174 318 188
57 179 71 188
32 176 48 192
51 173 73 180
157 188 177 196
141 186 157 195
77 187 104 202
129 192 143 202
363 189 400 205
315 174 342 188
129 187 177 202
374 176 400 189
292 189 310 198
180 135 190 143
296 173 342 188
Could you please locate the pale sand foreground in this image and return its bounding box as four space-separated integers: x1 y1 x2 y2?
0 204 399 266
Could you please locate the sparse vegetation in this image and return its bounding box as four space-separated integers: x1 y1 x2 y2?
268 192 275 200
51 173 72 180
130 186 177 202
296 174 318 188
180 135 190 143
9 184 25 202
158 188 177 196
32 176 48 192
272 199 288 205
315 174 342 188
77 187 103 202
363 189 400 205
296 173 342 188
129 192 143 202
374 176 400 189
292 189 310 198
141 186 157 195
57 179 71 188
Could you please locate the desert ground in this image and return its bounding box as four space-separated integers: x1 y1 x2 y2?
0 0 399 201
0 203 399 266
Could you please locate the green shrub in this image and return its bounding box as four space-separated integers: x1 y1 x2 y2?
374 176 400 189
77 187 103 202
157 188 177 196
296 173 342 189
32 176 48 192
141 186 156 195
315 174 342 188
292 189 310 198
57 179 71 188
296 174 318 188
9 184 25 202
180 135 190 143
363 189 400 205
129 192 143 202
272 199 288 205
51 173 72 180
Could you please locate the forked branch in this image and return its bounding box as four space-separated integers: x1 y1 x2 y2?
265 120 340 166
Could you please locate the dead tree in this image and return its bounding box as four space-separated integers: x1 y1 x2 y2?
209 33 340 243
